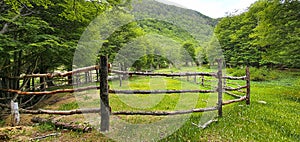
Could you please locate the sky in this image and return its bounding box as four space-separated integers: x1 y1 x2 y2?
157 0 258 18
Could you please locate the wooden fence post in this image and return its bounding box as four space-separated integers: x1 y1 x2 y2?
100 56 110 132
119 63 122 87
96 69 99 82
217 59 223 117
246 66 250 105
11 101 20 126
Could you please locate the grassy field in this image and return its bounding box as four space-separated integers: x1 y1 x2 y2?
0 68 299 141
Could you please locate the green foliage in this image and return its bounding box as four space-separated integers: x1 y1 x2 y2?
0 0 129 107
215 0 300 68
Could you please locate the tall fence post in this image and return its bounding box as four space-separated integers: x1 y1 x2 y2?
100 55 110 132
246 66 250 105
217 59 223 117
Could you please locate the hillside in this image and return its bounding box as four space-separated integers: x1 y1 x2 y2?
129 0 217 43
131 0 218 45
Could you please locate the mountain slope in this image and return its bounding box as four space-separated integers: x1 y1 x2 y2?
130 0 218 45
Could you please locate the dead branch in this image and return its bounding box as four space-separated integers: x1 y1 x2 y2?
30 133 61 141
192 119 218 129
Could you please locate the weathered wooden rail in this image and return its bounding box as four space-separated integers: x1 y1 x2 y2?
3 58 250 131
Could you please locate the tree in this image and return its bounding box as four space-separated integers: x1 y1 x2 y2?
215 0 299 68
0 0 130 109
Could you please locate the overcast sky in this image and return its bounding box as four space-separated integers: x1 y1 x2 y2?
157 0 258 18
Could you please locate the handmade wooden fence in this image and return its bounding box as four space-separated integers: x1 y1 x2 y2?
2 58 250 131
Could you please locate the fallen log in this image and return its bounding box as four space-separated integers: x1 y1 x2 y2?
112 107 217 116
31 117 92 132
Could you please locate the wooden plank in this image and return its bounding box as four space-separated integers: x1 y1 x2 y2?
99 56 110 132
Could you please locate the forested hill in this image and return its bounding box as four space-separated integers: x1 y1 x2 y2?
131 0 218 44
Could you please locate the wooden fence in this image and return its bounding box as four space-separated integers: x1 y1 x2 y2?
2 58 250 131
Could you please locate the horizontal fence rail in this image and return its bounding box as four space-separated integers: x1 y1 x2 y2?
1 88 216 95
111 70 216 77
3 61 250 131
21 107 218 116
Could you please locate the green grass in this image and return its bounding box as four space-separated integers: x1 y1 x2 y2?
37 123 56 133
41 67 299 141
159 71 300 141
58 102 79 110
101 68 300 141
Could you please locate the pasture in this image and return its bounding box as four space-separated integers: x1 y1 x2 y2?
0 67 299 141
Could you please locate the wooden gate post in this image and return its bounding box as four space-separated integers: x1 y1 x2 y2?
246 66 250 105
100 55 110 132
217 59 223 117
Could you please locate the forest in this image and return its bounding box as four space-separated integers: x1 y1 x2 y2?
0 0 299 141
